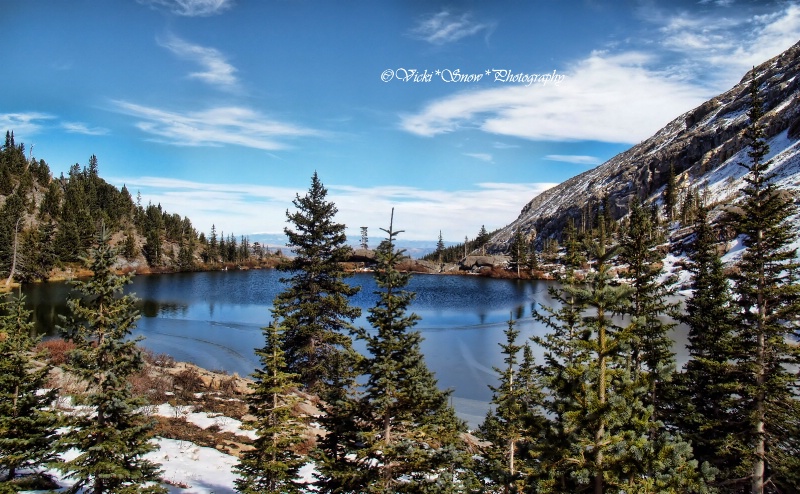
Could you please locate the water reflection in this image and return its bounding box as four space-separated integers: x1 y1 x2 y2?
21 269 685 428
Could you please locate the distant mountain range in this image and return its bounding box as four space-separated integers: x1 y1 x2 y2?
486 40 800 255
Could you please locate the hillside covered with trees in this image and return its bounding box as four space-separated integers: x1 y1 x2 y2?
0 132 278 287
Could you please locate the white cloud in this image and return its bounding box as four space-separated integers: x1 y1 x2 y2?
0 112 55 137
400 51 708 144
464 152 493 163
544 155 601 165
62 122 110 136
113 176 556 242
140 0 233 17
159 34 238 90
111 101 323 150
409 10 493 45
656 3 800 85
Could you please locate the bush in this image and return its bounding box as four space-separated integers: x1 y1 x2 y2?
35 338 77 366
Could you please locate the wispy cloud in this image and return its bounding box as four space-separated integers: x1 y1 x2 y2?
139 0 233 17
0 112 55 137
464 152 493 163
400 3 800 145
400 51 708 144
112 176 556 241
544 155 601 165
62 122 110 136
159 34 238 90
654 2 800 85
409 10 493 45
111 101 323 150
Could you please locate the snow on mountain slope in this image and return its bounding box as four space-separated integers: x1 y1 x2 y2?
487 41 800 254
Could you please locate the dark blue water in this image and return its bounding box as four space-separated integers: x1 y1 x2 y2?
23 269 560 426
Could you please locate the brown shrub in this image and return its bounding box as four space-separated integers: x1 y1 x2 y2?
128 369 173 404
174 367 205 396
36 338 77 366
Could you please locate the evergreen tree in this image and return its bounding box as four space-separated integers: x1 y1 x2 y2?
435 230 445 267
334 210 474 493
272 172 361 396
0 293 61 485
476 225 490 254
58 228 165 494
618 199 678 422
235 323 306 494
479 316 545 493
509 227 528 277
532 222 705 493
729 72 800 494
678 205 739 483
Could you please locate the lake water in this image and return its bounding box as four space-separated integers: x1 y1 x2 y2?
22 269 688 428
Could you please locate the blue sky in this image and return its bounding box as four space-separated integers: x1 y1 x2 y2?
2 0 800 242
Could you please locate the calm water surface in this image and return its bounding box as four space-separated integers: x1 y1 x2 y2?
22 269 688 427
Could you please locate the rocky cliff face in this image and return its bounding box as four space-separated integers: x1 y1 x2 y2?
487 41 800 253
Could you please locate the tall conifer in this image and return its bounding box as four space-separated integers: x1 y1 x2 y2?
329 210 474 493
273 172 361 396
0 293 61 485
729 72 800 494
58 228 164 494
236 323 306 494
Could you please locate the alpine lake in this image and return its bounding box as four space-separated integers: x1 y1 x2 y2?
21 269 690 428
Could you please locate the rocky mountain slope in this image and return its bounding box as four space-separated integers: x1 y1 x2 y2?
487 41 800 253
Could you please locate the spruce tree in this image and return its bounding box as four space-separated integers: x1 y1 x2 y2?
664 163 677 222
58 228 165 494
0 292 61 485
729 72 800 494
334 210 474 493
235 323 306 494
618 199 678 422
678 205 739 482
479 316 545 493
509 227 528 277
532 221 705 493
272 172 361 397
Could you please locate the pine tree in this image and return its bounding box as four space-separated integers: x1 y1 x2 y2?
58 228 165 494
476 225 490 255
235 323 306 494
532 222 705 493
0 292 61 485
333 210 475 493
478 316 544 493
273 172 361 397
618 199 678 422
509 227 528 277
678 205 739 483
436 230 445 267
729 72 800 494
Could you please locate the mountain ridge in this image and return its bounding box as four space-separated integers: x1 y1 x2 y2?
486 40 800 253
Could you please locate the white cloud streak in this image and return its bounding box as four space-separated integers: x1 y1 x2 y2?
464 152 493 163
0 112 55 137
401 51 708 144
62 122 110 136
111 101 323 150
159 34 238 90
409 10 493 45
113 176 556 241
544 155 601 165
400 3 800 145
140 0 233 17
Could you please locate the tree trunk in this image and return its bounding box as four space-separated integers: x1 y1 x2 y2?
4 217 22 287
595 313 607 494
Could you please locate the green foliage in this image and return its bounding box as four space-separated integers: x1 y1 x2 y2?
235 323 306 494
678 206 738 483
478 316 546 492
273 172 361 396
58 228 165 494
0 292 61 484
727 73 800 493
323 210 475 493
509 227 529 276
